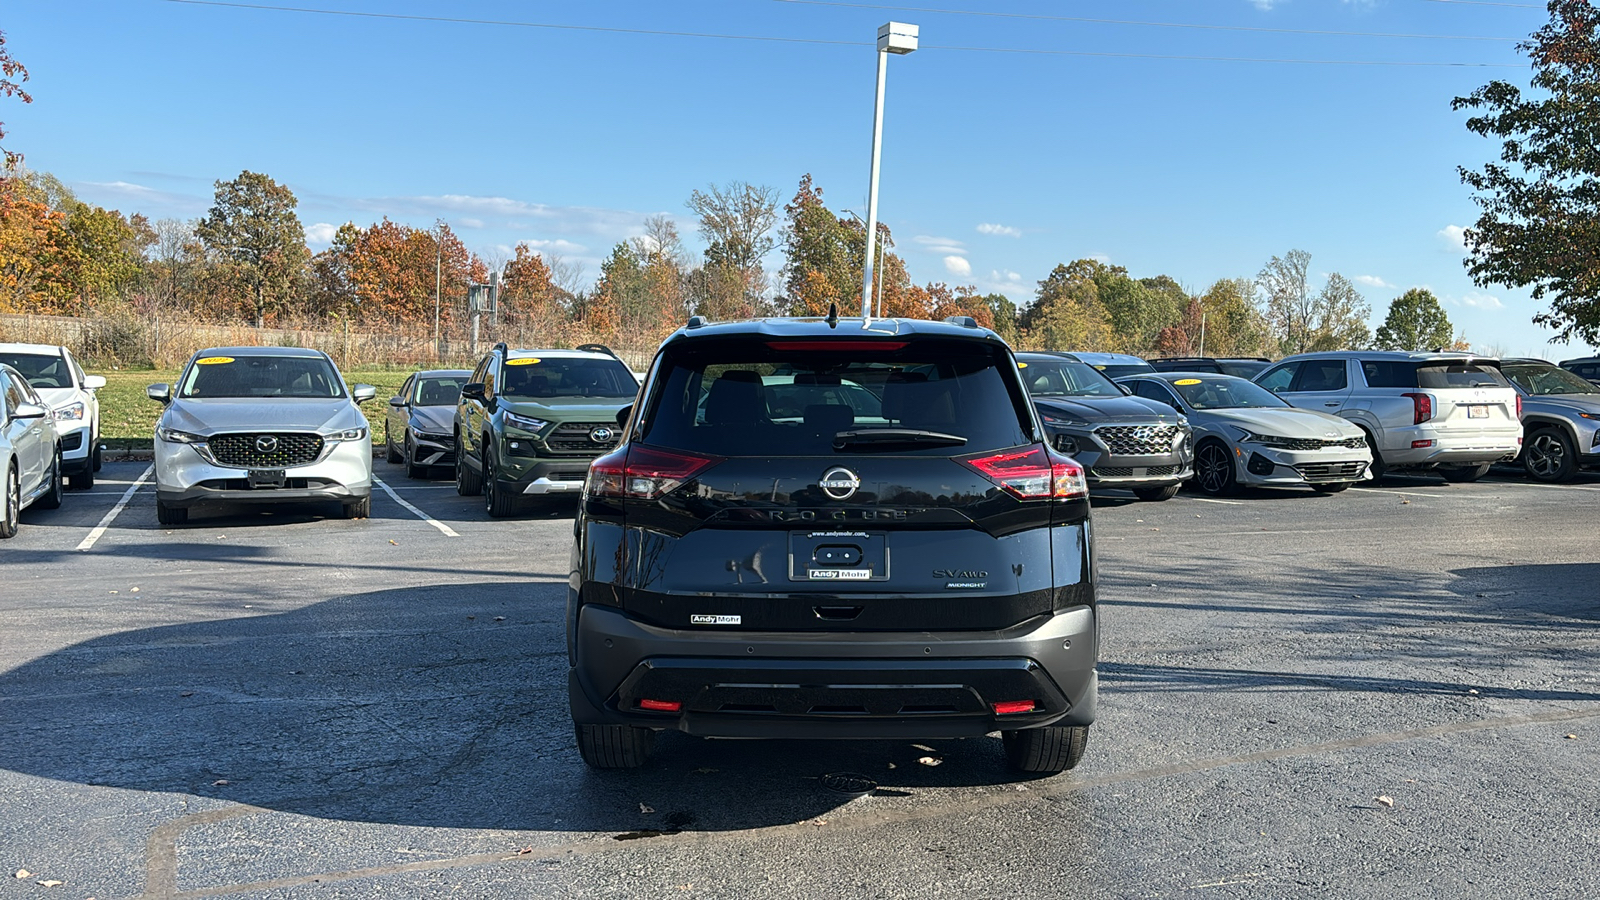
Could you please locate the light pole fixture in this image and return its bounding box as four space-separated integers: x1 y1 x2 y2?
861 20 917 318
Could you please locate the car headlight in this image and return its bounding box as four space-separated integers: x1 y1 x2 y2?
1039 412 1088 427
157 427 206 444
504 412 549 432
325 426 369 442
52 402 86 422
1581 413 1600 420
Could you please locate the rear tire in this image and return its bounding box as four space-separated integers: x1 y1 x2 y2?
36 451 63 510
341 495 371 519
1312 482 1352 494
1003 724 1088 773
0 465 19 538
1441 463 1491 483
1523 427 1577 483
1133 483 1180 502
575 723 654 769
1360 429 1387 484
155 498 188 526
455 435 482 496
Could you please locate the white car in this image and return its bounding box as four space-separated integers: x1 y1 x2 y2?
0 343 104 489
0 363 64 538
148 347 377 525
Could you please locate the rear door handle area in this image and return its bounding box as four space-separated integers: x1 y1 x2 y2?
813 605 864 621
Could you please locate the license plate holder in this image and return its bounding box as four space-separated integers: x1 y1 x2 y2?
1467 405 1488 419
789 531 889 582
247 469 287 489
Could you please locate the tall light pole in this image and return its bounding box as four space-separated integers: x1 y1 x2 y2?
861 21 918 318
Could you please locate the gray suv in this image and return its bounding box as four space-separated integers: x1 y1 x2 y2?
1501 358 1600 482
1255 351 1522 483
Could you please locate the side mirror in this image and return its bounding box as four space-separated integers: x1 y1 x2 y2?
82 375 107 390
388 396 407 408
615 404 634 429
147 383 172 405
351 384 377 403
460 383 486 402
11 402 47 420
1117 383 1132 396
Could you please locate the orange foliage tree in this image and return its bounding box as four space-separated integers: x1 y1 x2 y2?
317 219 485 326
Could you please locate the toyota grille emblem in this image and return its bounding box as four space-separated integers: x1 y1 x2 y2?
819 466 861 500
255 435 279 454
589 426 614 444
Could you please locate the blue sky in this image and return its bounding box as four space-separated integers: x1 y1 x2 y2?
5 0 1580 357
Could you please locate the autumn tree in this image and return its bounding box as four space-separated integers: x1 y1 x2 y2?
314 219 482 326
196 171 310 327
1454 0 1600 343
0 179 64 312
688 181 778 318
1256 250 1371 353
1020 261 1117 351
498 242 569 334
782 175 860 315
1373 288 1455 351
0 30 30 172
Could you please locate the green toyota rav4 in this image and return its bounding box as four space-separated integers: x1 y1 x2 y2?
454 344 639 516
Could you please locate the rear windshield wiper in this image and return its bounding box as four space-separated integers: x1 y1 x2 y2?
833 428 968 451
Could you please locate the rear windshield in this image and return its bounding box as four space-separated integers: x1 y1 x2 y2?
414 375 468 406
639 339 1033 456
501 357 637 399
0 352 70 389
1018 358 1122 398
1151 360 1221 374
1362 360 1509 390
179 355 345 399
1217 360 1270 379
1502 365 1597 396
1094 363 1156 379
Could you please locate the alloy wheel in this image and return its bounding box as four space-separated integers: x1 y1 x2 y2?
483 449 496 513
1195 443 1233 494
5 468 18 532
1527 432 1565 479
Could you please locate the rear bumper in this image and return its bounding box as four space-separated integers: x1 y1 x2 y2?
1383 428 1521 467
569 603 1098 738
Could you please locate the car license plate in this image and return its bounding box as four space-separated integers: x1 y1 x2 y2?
248 469 287 488
1468 405 1488 419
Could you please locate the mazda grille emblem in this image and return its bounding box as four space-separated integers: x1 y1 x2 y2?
589 426 614 444
255 435 279 454
819 466 861 500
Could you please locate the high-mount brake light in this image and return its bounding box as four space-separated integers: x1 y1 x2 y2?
962 445 1087 500
1402 392 1434 425
586 446 722 500
763 341 908 352
992 700 1038 715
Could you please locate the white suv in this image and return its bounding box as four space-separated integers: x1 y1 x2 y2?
1255 351 1522 482
0 343 104 489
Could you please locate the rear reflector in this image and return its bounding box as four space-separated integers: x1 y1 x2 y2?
992 700 1037 715
587 445 722 500
962 445 1087 500
764 341 908 352
1412 439 1435 449
638 699 682 712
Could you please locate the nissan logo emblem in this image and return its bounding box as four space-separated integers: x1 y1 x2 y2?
589 426 614 444
255 435 279 454
819 466 861 500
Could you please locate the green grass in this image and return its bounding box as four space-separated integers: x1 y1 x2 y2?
98 369 415 444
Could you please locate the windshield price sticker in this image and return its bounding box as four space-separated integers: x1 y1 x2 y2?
196 356 235 365
506 358 540 366
808 568 872 580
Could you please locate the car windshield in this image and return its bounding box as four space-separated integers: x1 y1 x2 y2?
501 357 637 399
1093 363 1155 379
640 338 1032 456
179 355 345 399
0 352 70 389
1018 359 1122 398
1167 375 1288 410
1503 364 1599 396
414 376 467 406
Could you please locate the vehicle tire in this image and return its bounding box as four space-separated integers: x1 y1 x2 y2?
484 447 519 518
575 723 654 769
0 464 19 539
1312 482 1352 493
1192 440 1237 496
1523 427 1577 483
405 439 428 480
37 451 63 510
92 441 103 473
1133 483 1181 502
386 427 403 464
341 495 371 519
455 434 482 496
1002 724 1088 774
1359 429 1387 484
155 498 188 526
1441 463 1492 483
68 456 94 490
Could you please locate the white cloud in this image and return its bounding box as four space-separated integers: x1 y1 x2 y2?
1457 291 1504 310
913 235 966 256
75 180 209 215
458 217 486 230
1089 253 1111 265
943 256 972 277
976 223 1022 238
1353 275 1395 290
1438 225 1468 250
319 192 667 238
304 222 340 245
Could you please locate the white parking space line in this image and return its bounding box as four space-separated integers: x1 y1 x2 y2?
76 465 153 551
379 484 459 490
1349 487 1465 499
1493 481 1600 493
374 477 459 538
1183 496 1246 505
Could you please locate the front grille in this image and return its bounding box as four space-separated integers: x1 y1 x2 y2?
1295 460 1367 479
1093 464 1181 478
1094 424 1182 456
1271 436 1367 451
207 432 324 468
547 421 623 455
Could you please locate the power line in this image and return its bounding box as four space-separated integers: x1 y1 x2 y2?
158 0 1527 67
771 0 1522 42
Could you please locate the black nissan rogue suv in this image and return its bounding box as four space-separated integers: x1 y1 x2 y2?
568 315 1100 773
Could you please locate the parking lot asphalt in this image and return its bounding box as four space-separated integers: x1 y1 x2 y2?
2 462 1597 899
